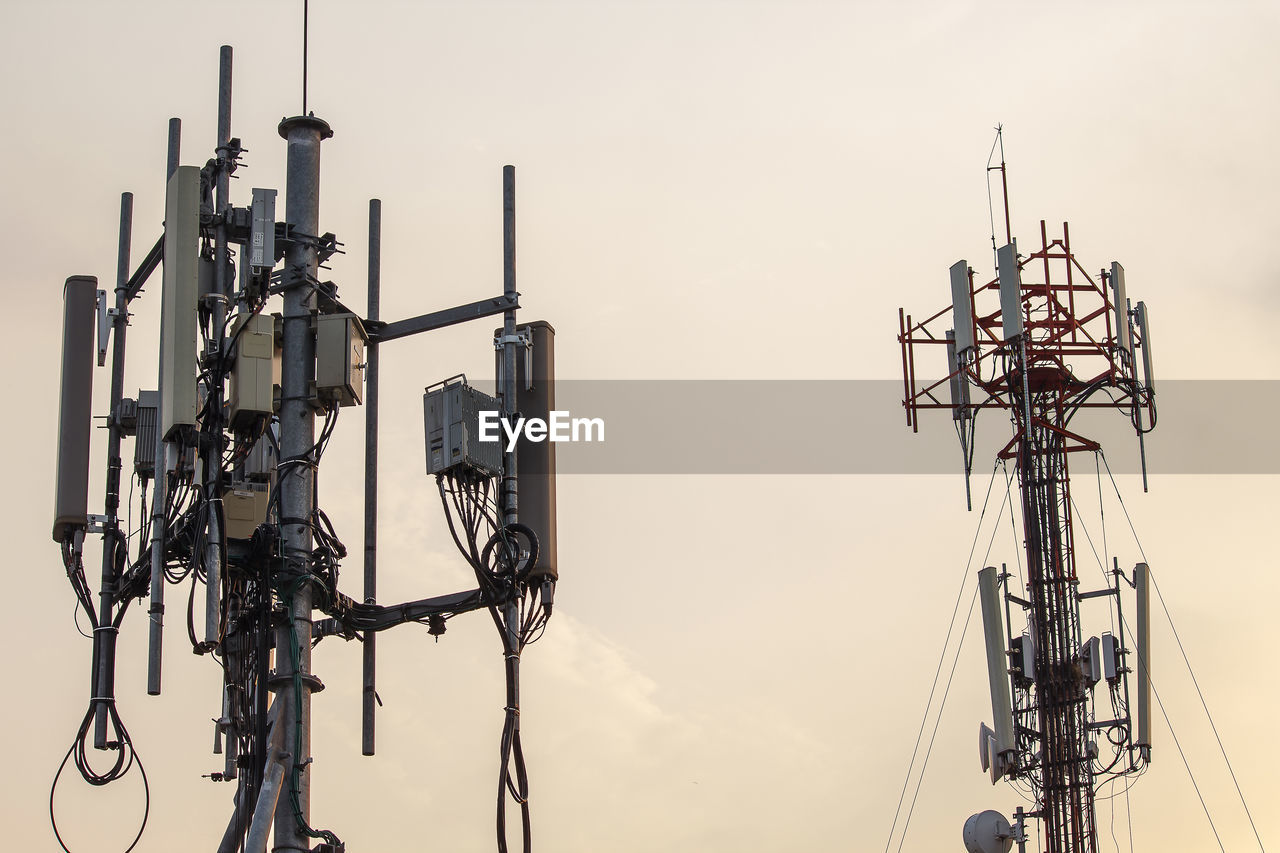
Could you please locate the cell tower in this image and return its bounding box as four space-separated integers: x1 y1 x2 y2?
51 44 557 852
897 139 1156 853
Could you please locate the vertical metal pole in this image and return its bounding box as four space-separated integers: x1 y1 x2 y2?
362 199 381 756
500 166 518 528
498 165 527 849
500 167 520 647
274 112 332 852
205 44 233 648
302 0 309 116
147 117 181 695
93 191 133 746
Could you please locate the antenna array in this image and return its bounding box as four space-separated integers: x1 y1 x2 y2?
50 44 558 853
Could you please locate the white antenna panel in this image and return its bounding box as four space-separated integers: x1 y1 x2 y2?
1136 301 1155 392
1134 562 1152 757
978 566 1015 759
160 165 201 441
978 722 995 772
1021 631 1035 682
1101 632 1119 681
946 330 971 418
1110 262 1131 362
950 260 974 353
997 241 1022 340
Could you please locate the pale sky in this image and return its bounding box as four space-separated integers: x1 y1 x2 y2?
3 1 1278 851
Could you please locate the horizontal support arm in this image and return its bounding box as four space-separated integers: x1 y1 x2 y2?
367 293 519 343
124 235 164 300
327 584 514 634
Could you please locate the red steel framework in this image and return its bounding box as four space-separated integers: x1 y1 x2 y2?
898 220 1153 853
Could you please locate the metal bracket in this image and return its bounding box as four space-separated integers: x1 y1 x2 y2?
495 329 534 390
369 293 520 344
493 331 530 348
96 289 109 367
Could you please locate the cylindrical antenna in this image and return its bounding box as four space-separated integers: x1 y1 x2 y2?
998 128 1011 246
167 117 181 180
362 198 381 756
218 46 233 147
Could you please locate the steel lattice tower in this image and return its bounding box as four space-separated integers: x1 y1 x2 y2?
900 207 1156 853
1012 362 1096 853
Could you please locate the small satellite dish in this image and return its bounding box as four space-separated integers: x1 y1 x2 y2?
963 809 1014 853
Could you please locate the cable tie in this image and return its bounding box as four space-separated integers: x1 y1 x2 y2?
93 626 120 634
89 696 117 703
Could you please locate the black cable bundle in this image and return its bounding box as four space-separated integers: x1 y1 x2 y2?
50 541 150 853
436 470 552 853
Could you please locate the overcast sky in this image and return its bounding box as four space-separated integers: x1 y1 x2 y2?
4 1 1278 851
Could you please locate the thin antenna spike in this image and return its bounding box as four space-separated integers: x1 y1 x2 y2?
997 126 1011 245
303 0 309 115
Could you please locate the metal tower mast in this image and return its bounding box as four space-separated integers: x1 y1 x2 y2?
274 110 332 853
900 206 1157 853
1011 333 1096 851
